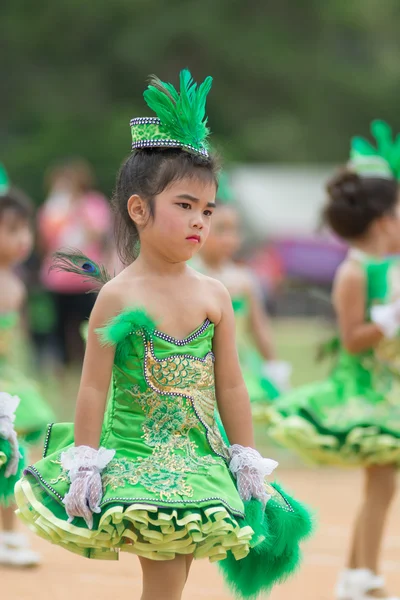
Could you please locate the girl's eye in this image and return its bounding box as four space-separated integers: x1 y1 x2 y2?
203 209 213 217
177 202 191 210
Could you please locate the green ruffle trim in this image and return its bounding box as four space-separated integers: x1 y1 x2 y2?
15 476 253 562
263 409 400 467
0 440 25 506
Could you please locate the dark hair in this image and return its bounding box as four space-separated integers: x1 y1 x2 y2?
0 186 33 223
113 148 219 264
323 169 398 239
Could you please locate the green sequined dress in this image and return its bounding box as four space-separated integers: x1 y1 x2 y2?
15 308 312 579
0 312 54 444
263 253 400 467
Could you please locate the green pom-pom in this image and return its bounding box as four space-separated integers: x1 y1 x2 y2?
96 308 157 366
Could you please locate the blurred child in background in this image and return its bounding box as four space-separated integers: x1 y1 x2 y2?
193 172 291 409
0 165 53 566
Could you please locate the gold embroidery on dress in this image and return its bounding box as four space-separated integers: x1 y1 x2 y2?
45 330 231 501
144 339 229 460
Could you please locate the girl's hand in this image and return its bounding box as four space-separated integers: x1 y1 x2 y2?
0 393 22 478
228 444 278 506
371 298 400 339
61 445 115 529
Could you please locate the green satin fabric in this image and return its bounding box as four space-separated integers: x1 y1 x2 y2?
25 314 245 518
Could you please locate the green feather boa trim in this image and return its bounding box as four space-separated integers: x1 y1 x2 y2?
219 487 314 599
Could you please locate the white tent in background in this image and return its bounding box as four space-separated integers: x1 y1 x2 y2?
231 166 332 240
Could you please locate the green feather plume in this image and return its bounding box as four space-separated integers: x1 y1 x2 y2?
50 249 111 291
0 163 10 195
350 119 400 180
143 69 213 150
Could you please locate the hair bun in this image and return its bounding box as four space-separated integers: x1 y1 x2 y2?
326 170 364 206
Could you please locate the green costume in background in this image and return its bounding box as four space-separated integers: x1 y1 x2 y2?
264 252 400 467
0 312 54 444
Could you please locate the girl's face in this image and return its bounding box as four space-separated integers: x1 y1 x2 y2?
131 176 217 263
0 210 33 266
200 205 241 264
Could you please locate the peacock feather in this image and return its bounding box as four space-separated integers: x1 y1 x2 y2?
50 249 111 291
143 69 213 151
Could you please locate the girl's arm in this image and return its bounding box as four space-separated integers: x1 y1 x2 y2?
73 284 120 448
213 282 254 447
247 280 275 360
333 261 383 354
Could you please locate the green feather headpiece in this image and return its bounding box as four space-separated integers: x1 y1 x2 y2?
0 163 10 195
349 120 400 180
130 69 213 157
217 171 235 204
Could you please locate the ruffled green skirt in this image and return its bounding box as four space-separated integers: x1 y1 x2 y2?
15 422 313 600
260 351 400 467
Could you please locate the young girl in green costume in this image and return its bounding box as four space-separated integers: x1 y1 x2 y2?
193 172 291 408
15 71 312 600
0 171 53 567
264 121 400 600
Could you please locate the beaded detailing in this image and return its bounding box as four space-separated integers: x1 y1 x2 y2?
153 319 211 346
266 483 294 513
130 117 209 157
25 463 245 516
130 117 161 126
43 423 54 458
131 138 209 156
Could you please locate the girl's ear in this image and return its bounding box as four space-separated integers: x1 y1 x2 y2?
127 195 149 227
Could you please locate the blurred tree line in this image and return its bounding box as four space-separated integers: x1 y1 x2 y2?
2 0 400 202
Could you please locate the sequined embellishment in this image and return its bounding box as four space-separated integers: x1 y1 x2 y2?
143 337 229 461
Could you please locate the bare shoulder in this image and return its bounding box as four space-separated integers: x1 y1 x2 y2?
0 272 25 311
334 259 364 289
333 258 365 304
91 277 126 326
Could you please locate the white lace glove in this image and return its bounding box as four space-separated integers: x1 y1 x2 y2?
263 360 292 391
61 445 115 529
371 299 400 338
0 392 21 478
228 444 278 506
